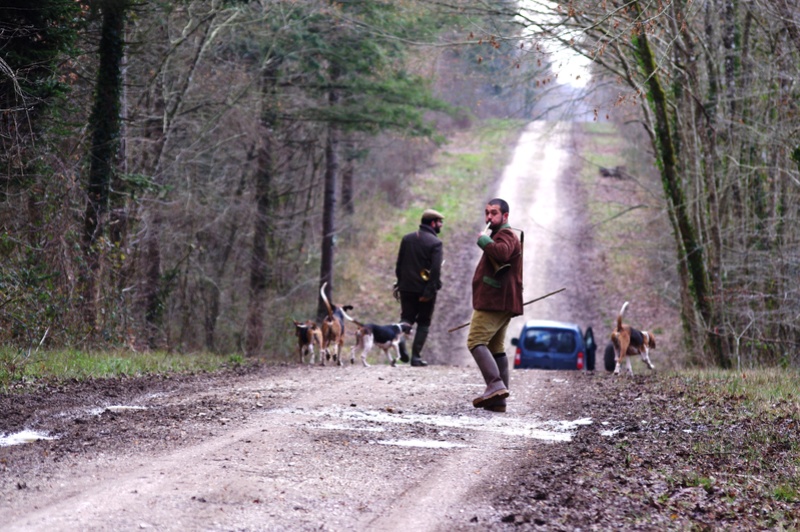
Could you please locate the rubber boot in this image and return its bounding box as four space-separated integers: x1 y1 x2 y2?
470 345 509 407
483 353 509 412
410 326 429 366
398 338 410 363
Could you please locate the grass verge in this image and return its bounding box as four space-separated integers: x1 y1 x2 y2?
0 347 242 391
658 369 800 524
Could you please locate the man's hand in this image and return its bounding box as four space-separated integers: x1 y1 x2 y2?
418 296 431 302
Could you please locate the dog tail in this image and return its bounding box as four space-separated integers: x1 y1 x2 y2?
339 307 360 326
617 301 629 330
320 282 334 318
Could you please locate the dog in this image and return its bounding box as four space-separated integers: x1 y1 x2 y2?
348 320 413 367
319 282 353 366
610 301 656 376
293 320 323 365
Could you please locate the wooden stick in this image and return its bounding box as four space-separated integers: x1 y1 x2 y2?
446 287 567 333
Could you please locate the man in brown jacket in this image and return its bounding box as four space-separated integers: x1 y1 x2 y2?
467 198 523 412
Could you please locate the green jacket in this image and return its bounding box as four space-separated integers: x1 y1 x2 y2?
395 224 443 300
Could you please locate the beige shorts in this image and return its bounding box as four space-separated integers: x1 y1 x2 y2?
466 309 515 353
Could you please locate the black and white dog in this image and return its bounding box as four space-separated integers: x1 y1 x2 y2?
348 320 413 367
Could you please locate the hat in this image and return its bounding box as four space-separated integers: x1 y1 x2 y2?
421 208 444 222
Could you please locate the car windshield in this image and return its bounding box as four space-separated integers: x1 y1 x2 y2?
523 328 577 354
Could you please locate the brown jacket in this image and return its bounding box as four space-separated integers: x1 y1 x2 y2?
472 224 523 315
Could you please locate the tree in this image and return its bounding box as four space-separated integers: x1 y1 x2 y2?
82 0 129 333
245 56 281 356
298 1 450 320
0 0 82 346
229 0 452 345
481 0 800 366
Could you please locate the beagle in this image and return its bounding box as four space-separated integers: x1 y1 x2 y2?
610 301 656 376
349 321 413 367
293 320 323 365
320 282 353 366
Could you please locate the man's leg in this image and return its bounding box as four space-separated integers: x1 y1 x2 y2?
410 326 429 366
482 353 508 412
482 318 511 410
469 345 508 407
398 338 410 363
467 311 510 407
398 292 421 363
409 296 435 367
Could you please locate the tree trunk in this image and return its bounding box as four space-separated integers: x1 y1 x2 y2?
82 0 127 334
317 68 341 320
143 221 162 349
341 135 355 216
245 58 281 356
632 0 726 366
318 124 339 320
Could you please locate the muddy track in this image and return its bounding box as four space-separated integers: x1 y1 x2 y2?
2 364 599 531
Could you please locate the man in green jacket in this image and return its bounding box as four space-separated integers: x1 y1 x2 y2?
467 198 523 412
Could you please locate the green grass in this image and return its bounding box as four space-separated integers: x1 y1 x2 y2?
582 122 617 135
0 347 237 390
773 483 799 503
656 368 800 524
675 368 800 417
408 118 524 231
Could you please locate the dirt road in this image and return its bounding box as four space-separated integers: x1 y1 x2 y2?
2 121 612 531
495 121 602 327
3 364 600 531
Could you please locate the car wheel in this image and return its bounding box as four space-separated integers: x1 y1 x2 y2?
603 342 616 373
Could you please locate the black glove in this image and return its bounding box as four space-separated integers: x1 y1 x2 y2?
393 283 400 301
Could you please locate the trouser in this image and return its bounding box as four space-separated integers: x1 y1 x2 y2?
400 291 436 360
466 309 514 353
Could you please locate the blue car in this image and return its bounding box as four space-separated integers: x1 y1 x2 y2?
511 319 596 371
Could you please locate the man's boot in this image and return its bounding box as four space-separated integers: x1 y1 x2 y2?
483 353 509 412
470 345 509 407
398 338 410 363
410 326 429 366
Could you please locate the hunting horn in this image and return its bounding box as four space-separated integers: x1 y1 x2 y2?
420 259 445 282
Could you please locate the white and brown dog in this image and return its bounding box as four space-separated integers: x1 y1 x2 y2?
348 319 413 367
610 301 656 376
293 320 323 365
319 282 353 366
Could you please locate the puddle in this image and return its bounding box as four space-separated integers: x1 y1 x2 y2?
273 407 592 442
312 423 385 433
373 439 467 449
89 405 148 416
0 430 58 447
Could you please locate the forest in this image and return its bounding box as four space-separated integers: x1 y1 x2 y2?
1 0 798 368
